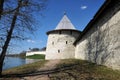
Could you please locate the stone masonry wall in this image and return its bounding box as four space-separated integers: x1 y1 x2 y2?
75 1 120 70
46 30 80 59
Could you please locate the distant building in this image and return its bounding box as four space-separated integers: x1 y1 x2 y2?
26 47 46 56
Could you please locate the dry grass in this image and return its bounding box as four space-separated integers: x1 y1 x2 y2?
2 60 47 75
49 59 120 80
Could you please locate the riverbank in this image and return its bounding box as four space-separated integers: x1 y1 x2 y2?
3 54 45 70
1 59 120 80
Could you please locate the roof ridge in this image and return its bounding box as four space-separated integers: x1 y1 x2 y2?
55 14 76 30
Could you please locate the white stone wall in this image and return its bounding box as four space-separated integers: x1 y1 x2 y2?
75 2 120 70
46 30 80 59
26 51 46 56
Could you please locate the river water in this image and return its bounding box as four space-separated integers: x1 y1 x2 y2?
3 57 39 70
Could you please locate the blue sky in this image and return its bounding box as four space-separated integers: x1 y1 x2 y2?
12 0 105 54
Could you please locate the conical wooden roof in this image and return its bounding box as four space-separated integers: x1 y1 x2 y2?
55 14 76 30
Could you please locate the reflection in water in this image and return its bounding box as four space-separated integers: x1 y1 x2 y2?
3 57 25 70
3 57 40 70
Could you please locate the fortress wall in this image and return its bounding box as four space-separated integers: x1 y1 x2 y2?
75 1 120 70
46 30 80 59
26 51 46 56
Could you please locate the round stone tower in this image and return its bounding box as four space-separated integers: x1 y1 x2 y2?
46 14 81 60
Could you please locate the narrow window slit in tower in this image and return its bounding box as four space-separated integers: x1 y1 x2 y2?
66 41 68 44
58 50 60 53
52 42 54 45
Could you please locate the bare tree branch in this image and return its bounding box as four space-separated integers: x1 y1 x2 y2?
0 0 47 76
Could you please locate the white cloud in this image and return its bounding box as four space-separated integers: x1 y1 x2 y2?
80 5 87 10
27 39 35 43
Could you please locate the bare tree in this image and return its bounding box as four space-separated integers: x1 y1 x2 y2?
0 0 46 77
0 0 5 19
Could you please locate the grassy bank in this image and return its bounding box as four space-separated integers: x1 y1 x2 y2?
2 59 120 80
26 54 45 59
2 60 47 75
50 59 120 80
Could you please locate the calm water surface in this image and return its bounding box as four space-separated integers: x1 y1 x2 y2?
3 57 39 70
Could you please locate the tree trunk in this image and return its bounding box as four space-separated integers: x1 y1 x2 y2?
0 0 21 77
0 0 5 19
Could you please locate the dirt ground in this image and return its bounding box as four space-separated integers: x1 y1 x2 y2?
23 60 61 80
